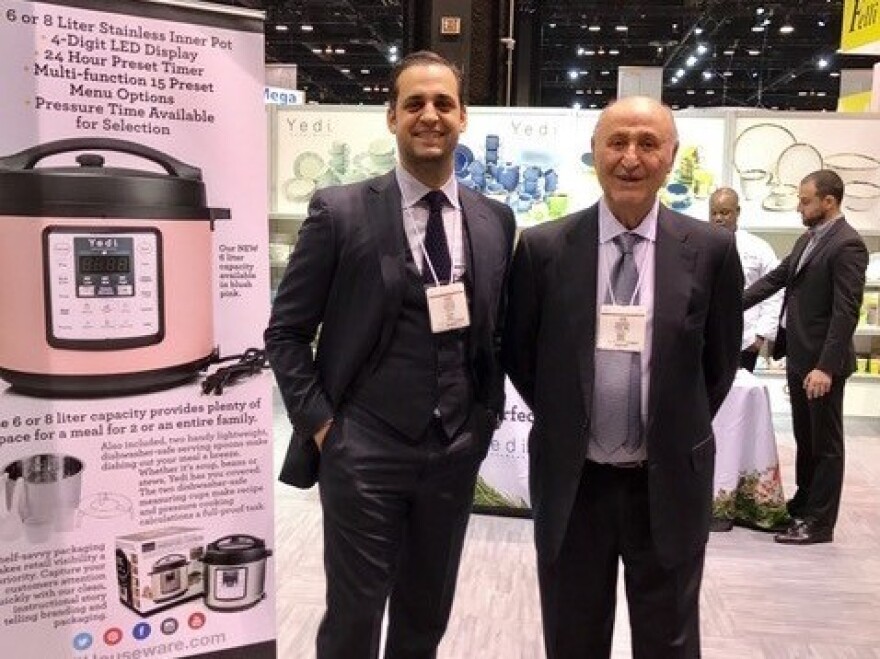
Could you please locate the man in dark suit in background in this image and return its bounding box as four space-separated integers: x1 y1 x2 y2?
265 51 515 659
744 169 867 545
503 96 743 658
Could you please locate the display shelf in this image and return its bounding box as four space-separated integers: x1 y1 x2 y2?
757 368 880 381
755 369 880 417
741 224 880 237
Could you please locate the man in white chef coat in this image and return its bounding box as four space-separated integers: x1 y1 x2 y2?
710 187 782 372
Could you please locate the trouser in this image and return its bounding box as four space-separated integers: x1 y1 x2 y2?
316 405 489 659
538 460 704 659
786 370 846 529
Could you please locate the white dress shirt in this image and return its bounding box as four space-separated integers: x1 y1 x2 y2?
395 165 465 282
595 197 657 430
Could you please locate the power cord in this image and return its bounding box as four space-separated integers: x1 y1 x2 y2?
201 347 267 395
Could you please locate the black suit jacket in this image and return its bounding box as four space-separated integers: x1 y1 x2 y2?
502 203 743 567
265 171 516 487
743 217 867 376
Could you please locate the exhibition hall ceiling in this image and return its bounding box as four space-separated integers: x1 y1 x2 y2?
223 0 877 110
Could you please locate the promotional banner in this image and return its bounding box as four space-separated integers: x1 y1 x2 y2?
0 0 274 657
841 0 880 55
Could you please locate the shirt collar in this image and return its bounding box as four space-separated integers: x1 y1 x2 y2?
395 165 461 211
598 197 659 244
810 214 841 239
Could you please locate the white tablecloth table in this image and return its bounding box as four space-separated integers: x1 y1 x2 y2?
711 369 789 529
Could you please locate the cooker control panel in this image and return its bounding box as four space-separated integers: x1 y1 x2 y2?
44 227 164 349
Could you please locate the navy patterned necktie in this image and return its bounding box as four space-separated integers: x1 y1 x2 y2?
421 190 451 283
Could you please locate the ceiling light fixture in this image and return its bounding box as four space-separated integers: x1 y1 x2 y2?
748 50 760 56
615 25 628 32
676 68 685 77
752 25 765 32
779 23 794 34
817 58 829 68
686 55 698 67
589 25 601 32
609 49 620 55
568 69 578 80
702 70 712 79
696 43 708 55
694 27 703 35
300 24 314 32
274 24 288 32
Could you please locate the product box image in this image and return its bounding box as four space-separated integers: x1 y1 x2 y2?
115 526 205 616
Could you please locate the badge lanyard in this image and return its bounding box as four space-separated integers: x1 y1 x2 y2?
403 202 460 286
603 235 650 306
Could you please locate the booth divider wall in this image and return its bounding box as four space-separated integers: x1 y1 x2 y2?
268 105 880 512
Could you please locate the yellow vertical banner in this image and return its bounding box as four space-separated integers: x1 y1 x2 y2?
841 0 880 54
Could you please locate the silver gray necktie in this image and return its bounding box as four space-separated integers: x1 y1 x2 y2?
592 232 643 455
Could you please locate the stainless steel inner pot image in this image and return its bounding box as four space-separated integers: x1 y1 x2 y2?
0 137 230 397
3 454 83 528
202 534 272 612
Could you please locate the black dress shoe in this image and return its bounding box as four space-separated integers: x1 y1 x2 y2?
774 519 833 545
710 517 734 532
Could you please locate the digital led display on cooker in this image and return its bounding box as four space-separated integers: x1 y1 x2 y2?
74 236 135 298
44 227 163 349
78 255 132 275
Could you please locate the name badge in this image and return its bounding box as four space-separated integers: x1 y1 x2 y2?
596 304 646 352
426 282 470 333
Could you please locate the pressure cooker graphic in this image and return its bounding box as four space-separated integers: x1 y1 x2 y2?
202 534 272 612
0 138 229 397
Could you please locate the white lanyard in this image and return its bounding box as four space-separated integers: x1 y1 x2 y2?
603 235 649 306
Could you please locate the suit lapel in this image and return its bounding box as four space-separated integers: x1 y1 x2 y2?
791 218 845 280
459 188 489 322
648 207 696 430
367 172 407 360
560 207 599 408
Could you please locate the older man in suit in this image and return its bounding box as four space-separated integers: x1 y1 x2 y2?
744 169 868 545
503 96 743 658
265 51 515 659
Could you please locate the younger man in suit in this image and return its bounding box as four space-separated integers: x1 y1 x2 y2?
744 169 867 545
265 51 515 658
503 96 742 658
